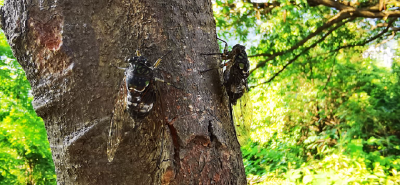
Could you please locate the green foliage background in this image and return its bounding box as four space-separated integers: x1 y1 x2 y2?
1 0 400 184
214 0 400 184
0 29 56 184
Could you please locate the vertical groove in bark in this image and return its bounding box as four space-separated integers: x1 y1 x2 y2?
2 0 246 184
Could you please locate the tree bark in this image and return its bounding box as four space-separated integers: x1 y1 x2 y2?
1 0 246 184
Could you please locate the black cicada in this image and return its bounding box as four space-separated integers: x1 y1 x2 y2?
219 40 250 105
202 38 250 104
202 38 253 145
107 50 167 162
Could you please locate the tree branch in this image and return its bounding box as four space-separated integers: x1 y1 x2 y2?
250 18 353 88
331 18 396 52
248 53 273 58
371 22 400 31
250 11 352 74
323 52 338 90
308 0 400 18
242 0 296 14
376 31 396 47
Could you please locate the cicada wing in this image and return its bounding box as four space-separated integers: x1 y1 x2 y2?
232 88 253 146
153 81 167 166
107 77 130 162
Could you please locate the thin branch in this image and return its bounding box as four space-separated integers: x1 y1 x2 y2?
371 23 400 31
308 0 400 18
248 53 273 58
323 52 338 90
330 18 396 52
242 0 295 14
255 18 396 89
392 27 400 31
371 23 389 30
250 10 352 73
250 18 353 88
375 31 395 47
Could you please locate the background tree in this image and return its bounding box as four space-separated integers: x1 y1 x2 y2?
1 0 246 184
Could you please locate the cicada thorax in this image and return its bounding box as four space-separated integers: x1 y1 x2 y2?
125 56 157 119
223 44 250 105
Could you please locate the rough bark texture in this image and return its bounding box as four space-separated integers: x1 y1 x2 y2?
1 0 246 184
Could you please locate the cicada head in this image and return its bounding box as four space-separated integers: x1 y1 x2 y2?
231 44 250 74
125 56 154 93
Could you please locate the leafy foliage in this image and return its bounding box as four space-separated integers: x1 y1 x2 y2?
0 29 56 184
213 0 400 184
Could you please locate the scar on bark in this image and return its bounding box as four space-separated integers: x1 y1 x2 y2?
28 15 68 75
29 15 63 51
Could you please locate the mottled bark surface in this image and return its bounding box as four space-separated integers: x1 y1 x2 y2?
1 0 246 184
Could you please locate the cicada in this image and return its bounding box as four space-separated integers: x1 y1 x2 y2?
107 50 168 162
202 38 253 145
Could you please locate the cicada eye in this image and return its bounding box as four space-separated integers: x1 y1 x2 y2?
239 63 245 69
137 67 145 74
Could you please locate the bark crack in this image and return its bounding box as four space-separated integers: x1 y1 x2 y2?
208 120 216 142
166 118 181 173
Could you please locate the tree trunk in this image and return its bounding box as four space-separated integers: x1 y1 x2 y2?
1 0 246 184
